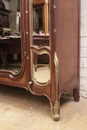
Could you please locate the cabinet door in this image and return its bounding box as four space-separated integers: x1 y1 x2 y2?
27 0 52 97
0 0 28 87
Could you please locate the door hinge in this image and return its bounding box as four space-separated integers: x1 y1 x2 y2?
25 10 28 15
24 31 27 56
53 5 56 9
24 51 26 56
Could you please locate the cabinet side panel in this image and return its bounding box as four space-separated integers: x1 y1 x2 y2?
54 0 80 91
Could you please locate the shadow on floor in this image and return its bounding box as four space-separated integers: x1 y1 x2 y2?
0 85 74 108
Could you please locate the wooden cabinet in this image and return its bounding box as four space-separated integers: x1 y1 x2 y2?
0 0 80 121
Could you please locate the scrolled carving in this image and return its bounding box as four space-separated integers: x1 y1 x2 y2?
50 52 60 121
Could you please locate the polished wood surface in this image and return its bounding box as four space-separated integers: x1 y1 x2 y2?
33 35 49 46
33 0 45 5
54 0 80 95
0 0 80 120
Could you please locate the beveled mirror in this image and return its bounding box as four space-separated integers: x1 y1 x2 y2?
0 0 22 75
30 0 50 85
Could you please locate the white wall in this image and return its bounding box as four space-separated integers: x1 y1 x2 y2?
80 0 87 98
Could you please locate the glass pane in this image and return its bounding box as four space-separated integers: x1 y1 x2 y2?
30 0 50 85
0 0 21 74
32 52 50 84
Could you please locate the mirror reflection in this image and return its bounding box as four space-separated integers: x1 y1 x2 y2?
31 0 50 85
33 0 49 35
32 52 50 83
0 0 21 74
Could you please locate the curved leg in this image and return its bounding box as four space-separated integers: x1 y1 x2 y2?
50 100 60 121
50 52 60 121
73 88 80 102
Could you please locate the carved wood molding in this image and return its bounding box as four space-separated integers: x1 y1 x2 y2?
33 0 45 5
33 0 49 5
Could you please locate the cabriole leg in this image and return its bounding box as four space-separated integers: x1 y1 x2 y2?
50 100 60 121
50 52 60 121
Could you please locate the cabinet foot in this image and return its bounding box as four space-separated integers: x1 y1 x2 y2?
50 100 60 121
73 88 80 102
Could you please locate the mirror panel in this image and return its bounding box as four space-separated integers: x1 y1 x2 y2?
32 51 50 84
0 0 22 74
30 0 50 85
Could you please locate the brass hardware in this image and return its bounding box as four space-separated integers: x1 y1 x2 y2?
25 10 28 14
24 31 26 43
27 56 29 60
54 52 59 94
24 31 27 53
50 52 60 121
24 51 26 56
26 32 29 35
27 81 33 91
53 5 56 9
50 101 60 121
54 29 56 33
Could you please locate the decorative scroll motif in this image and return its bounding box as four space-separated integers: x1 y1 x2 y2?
50 52 60 121
27 81 36 95
27 81 33 91
31 46 50 54
50 100 60 121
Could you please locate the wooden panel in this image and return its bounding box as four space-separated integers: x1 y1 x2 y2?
33 0 45 5
54 0 79 87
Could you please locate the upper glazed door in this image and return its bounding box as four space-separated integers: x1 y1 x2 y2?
0 0 27 80
28 0 51 87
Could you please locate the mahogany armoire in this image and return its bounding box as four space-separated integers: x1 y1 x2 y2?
0 0 80 121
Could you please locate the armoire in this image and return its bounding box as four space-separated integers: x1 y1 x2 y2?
0 0 80 121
